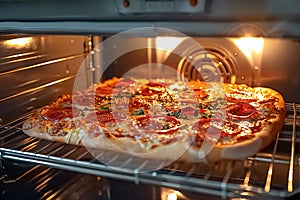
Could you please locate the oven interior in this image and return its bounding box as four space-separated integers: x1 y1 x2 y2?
0 33 299 200
1 0 300 199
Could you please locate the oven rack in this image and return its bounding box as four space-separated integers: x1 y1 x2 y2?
0 103 299 199
1 162 110 200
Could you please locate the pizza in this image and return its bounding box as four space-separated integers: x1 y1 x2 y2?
22 77 286 163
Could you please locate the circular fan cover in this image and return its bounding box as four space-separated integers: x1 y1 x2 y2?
177 47 238 83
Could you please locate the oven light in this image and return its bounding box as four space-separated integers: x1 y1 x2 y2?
155 37 185 52
3 37 34 48
233 37 264 54
231 37 264 67
155 37 185 63
167 192 178 200
161 188 185 200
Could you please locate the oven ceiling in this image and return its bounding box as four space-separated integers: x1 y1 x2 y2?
0 0 299 37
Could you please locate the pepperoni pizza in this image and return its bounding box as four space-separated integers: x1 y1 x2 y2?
22 77 286 162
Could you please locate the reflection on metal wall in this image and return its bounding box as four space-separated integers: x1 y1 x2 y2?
0 35 88 124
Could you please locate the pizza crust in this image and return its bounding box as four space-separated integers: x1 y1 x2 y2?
79 130 191 161
254 87 286 110
22 113 82 146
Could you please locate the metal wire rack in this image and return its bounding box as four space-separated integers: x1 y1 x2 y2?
0 103 299 199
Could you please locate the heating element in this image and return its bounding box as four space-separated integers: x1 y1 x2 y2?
0 102 299 199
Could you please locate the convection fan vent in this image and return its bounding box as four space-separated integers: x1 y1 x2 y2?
177 46 238 83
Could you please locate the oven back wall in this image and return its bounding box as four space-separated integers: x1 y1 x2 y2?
0 35 87 124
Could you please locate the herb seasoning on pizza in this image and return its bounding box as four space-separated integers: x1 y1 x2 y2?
22 77 286 162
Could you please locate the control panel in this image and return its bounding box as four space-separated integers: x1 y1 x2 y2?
115 0 206 14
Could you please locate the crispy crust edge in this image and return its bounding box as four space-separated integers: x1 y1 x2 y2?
22 112 81 146
78 129 191 161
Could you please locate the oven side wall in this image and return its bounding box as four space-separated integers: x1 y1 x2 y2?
0 35 87 124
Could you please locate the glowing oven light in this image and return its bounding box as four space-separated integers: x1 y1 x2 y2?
3 37 34 48
232 37 264 56
154 36 185 64
231 37 264 66
161 188 185 200
167 192 178 200
155 37 185 52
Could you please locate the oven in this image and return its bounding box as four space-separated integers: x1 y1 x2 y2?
0 0 300 199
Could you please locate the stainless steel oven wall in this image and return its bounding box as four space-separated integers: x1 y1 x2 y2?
102 37 252 83
0 35 88 124
260 38 300 103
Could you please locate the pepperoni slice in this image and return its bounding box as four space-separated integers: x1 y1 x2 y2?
193 89 209 99
181 106 195 116
140 82 166 96
95 86 122 96
96 110 115 123
227 102 258 119
114 78 135 88
141 87 163 96
97 110 128 123
96 87 112 95
192 118 238 138
146 82 167 87
133 115 180 134
40 107 75 121
73 94 104 106
84 110 128 125
114 97 150 112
